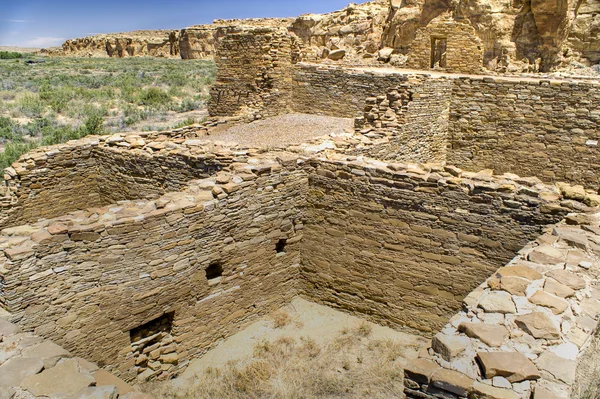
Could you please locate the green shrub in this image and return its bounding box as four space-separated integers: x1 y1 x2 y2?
138 87 171 108
18 94 45 118
0 51 22 60
0 141 38 169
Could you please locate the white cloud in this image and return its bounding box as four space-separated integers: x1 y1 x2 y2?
8 20 31 23
25 37 66 47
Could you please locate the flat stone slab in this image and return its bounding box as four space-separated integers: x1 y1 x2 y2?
431 368 474 396
478 291 516 314
0 357 44 388
546 269 586 290
0 319 20 337
495 265 542 280
21 358 95 397
68 385 118 399
527 246 564 264
459 322 508 347
404 358 440 385
536 352 576 384
477 352 540 383
93 369 133 395
515 312 561 339
529 290 569 314
544 278 575 298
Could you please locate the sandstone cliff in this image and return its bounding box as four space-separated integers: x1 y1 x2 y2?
55 0 598 72
59 30 180 58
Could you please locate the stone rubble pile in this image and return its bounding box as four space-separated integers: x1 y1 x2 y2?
404 212 600 399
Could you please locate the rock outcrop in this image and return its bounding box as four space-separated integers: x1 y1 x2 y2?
54 0 599 72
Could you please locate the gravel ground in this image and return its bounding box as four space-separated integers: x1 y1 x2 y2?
207 113 354 148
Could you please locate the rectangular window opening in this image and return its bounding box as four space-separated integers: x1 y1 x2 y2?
206 261 224 281
431 37 448 69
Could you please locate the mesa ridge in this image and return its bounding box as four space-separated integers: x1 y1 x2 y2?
1 2 600 399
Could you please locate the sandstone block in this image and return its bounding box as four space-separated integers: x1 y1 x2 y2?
544 278 575 298
0 357 44 387
515 312 560 339
459 322 508 347
529 290 569 314
68 385 119 399
93 369 134 395
468 381 520 399
535 352 576 384
432 333 468 361
546 269 586 290
476 352 540 383
21 359 95 397
431 368 474 397
478 291 516 314
404 358 440 385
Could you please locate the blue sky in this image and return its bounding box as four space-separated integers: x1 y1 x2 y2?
0 0 351 48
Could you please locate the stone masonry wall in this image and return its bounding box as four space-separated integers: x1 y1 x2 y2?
208 27 294 120
291 64 410 118
406 15 484 74
301 157 573 335
353 77 453 163
0 142 304 383
0 316 150 399
0 134 231 230
403 212 600 399
447 76 600 190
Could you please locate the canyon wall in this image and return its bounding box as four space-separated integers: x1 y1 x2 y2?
54 0 599 73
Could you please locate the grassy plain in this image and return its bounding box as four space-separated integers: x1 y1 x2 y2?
0 56 216 168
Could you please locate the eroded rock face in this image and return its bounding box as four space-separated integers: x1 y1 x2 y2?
53 0 598 72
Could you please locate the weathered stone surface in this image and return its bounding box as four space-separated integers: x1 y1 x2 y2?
0 319 21 337
431 368 474 396
532 385 568 399
489 276 530 296
92 369 133 395
527 246 564 265
0 358 44 388
476 352 541 383
21 359 95 397
544 278 575 298
495 266 542 281
478 291 516 314
22 341 71 366
68 385 118 399
529 291 569 314
404 358 440 385
546 269 586 290
459 322 508 347
536 352 576 384
469 381 520 399
432 333 468 361
515 312 561 339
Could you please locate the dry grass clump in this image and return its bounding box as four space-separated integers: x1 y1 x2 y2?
271 309 292 329
145 324 412 399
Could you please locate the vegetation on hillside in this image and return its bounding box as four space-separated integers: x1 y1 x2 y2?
0 57 216 168
0 51 24 60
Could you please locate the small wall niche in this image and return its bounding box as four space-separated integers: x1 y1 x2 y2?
276 239 287 253
206 261 224 281
130 312 174 343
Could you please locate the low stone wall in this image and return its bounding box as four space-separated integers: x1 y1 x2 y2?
0 133 231 230
403 212 600 399
447 76 600 189
0 316 149 398
0 143 304 382
300 156 577 335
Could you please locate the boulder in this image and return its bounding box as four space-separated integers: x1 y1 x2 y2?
328 49 346 60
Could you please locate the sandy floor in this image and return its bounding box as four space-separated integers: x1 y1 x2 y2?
173 297 427 386
205 114 354 148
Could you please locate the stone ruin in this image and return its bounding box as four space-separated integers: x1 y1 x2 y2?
54 0 600 75
2 22 600 399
